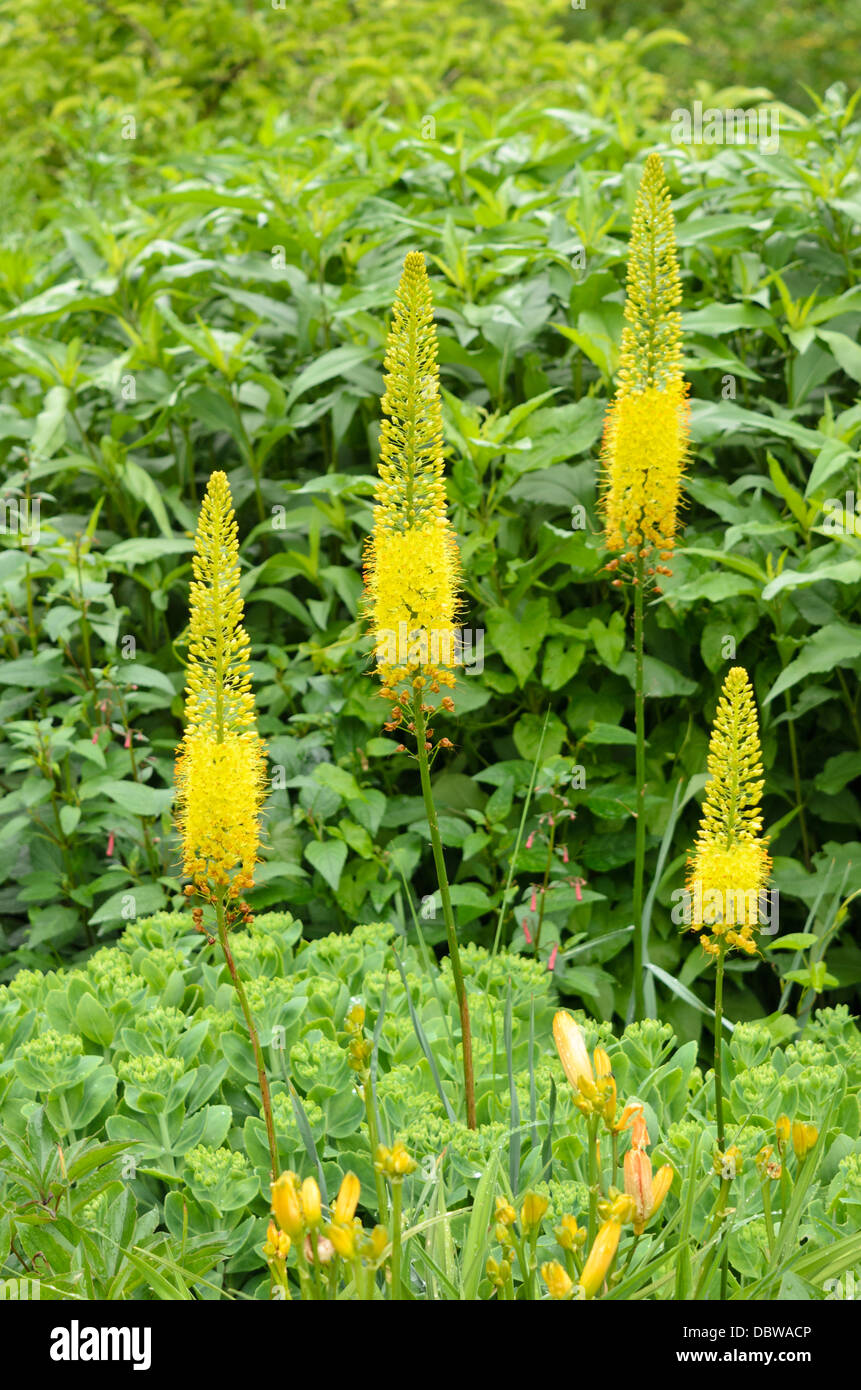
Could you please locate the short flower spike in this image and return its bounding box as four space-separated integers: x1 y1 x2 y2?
686 666 772 955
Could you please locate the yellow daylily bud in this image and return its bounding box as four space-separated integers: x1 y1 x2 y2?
554 1213 583 1252
649 1164 674 1221
271 1171 304 1238
328 1221 358 1261
775 1114 791 1147
542 1260 575 1301
593 1047 612 1079
369 1225 389 1260
301 1177 322 1228
714 1146 743 1180
520 1191 550 1232
375 1141 417 1179
792 1122 818 1161
495 1196 517 1226
333 1171 361 1224
553 1011 595 1094
607 1192 637 1224
579 1219 622 1299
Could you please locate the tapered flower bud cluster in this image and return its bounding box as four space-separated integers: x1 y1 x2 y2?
174 471 267 900
601 153 689 580
686 666 772 956
364 252 461 697
552 1012 641 1134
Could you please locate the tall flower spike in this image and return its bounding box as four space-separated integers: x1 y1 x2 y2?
364 251 461 696
686 666 772 955
174 471 267 898
601 153 689 574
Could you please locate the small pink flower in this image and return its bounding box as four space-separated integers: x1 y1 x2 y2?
561 845 569 864
106 832 115 858
91 732 98 744
547 944 558 972
526 832 534 850
575 880 583 902
124 731 131 748
522 919 532 945
547 814 555 828
530 888 537 913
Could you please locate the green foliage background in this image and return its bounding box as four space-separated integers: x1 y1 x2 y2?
1 1 860 1051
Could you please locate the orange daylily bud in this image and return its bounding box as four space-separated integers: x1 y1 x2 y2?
624 1146 653 1235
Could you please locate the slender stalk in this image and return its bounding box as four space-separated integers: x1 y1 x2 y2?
713 941 730 1299
693 1180 730 1299
215 895 280 1182
632 557 647 1020
413 696 476 1128
587 1115 600 1247
390 1181 403 1300
713 943 726 1149
363 1083 389 1224
762 1180 775 1257
533 814 556 956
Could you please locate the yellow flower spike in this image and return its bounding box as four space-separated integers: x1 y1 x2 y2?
271 1171 304 1239
686 667 772 956
301 1177 322 1229
792 1122 819 1161
364 251 461 697
601 153 688 573
579 1219 622 1300
553 1011 595 1096
333 1171 361 1225
775 1114 791 1148
520 1191 550 1233
541 1260 575 1301
174 471 268 897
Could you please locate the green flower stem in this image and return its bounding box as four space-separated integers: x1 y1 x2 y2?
587 1114 600 1247
391 1180 404 1300
714 942 727 1149
713 940 730 1298
293 1236 314 1301
215 895 280 1183
533 814 557 956
363 1083 389 1225
762 1180 775 1258
413 696 476 1129
632 557 647 1020
694 1179 731 1299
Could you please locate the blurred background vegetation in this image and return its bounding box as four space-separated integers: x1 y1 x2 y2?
2 0 859 216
